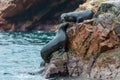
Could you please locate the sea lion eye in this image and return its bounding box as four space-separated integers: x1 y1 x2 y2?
68 16 73 20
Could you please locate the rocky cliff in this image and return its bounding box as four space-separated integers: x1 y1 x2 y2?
0 0 85 31
41 0 120 80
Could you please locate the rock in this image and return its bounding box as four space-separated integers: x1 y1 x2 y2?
41 0 120 79
41 58 69 78
96 13 114 30
0 0 85 31
75 0 107 13
114 23 120 37
67 19 119 59
95 0 120 17
94 0 120 37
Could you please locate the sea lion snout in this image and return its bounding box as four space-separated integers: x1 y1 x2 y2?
61 13 76 22
61 13 67 21
58 22 69 31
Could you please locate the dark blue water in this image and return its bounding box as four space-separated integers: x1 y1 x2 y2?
0 31 55 80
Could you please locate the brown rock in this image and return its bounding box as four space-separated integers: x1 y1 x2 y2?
67 19 119 60
0 0 85 31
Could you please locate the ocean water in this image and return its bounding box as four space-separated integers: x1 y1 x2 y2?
0 31 55 80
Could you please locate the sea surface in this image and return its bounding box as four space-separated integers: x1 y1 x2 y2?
0 31 55 80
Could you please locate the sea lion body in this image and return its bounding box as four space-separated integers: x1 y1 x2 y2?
41 23 68 63
61 10 94 23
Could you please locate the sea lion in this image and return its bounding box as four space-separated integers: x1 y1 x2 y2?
61 10 94 23
40 22 68 63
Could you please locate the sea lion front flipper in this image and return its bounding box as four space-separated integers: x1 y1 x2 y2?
77 17 84 23
55 48 65 58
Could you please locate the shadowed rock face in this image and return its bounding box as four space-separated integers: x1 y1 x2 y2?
0 0 85 31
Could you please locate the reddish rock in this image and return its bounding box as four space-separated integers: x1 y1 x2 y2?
0 0 85 31
67 19 119 60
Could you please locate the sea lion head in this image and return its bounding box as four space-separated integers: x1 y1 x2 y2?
61 13 67 21
58 22 69 31
61 13 76 22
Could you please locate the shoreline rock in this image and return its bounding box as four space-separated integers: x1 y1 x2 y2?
41 0 120 80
